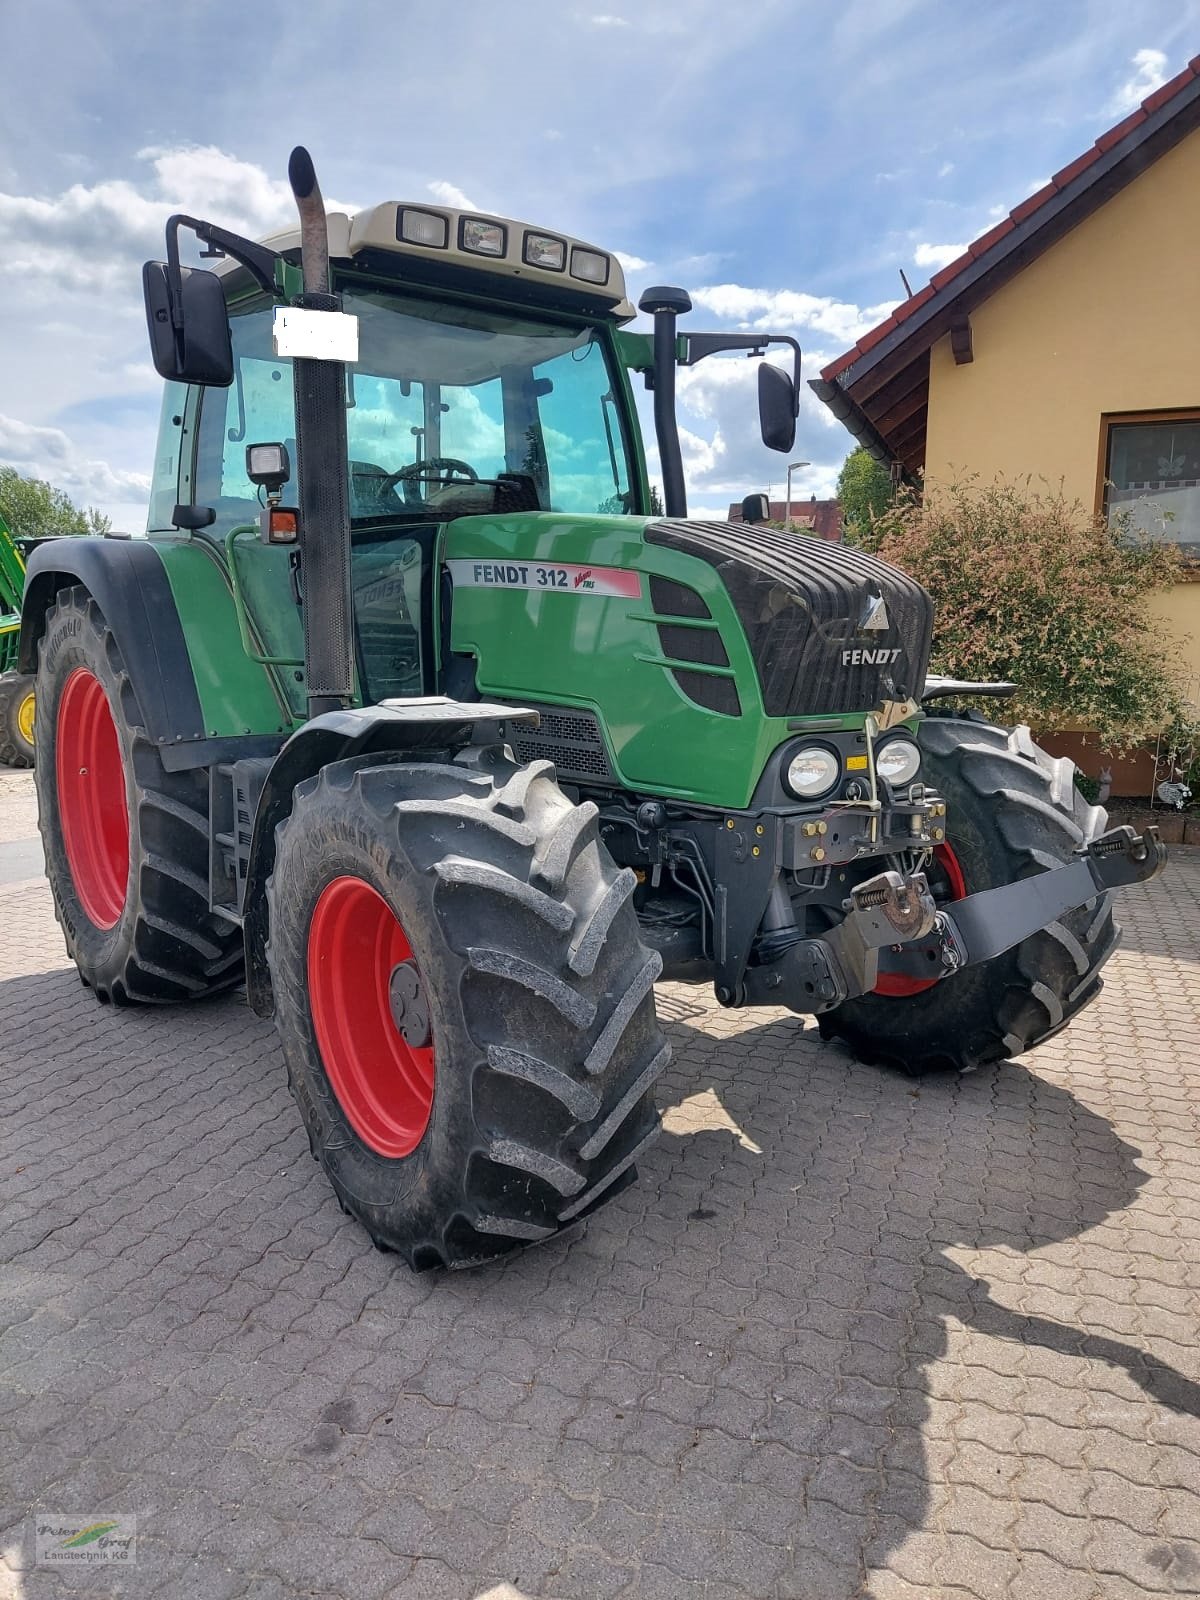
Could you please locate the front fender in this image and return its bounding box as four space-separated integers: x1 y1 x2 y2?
20 537 206 743
242 698 536 1016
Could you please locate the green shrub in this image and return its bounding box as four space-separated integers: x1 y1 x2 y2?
853 477 1189 751
1073 771 1101 804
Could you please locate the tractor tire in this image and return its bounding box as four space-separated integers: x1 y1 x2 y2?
266 750 670 1269
0 672 35 767
35 585 244 1005
817 716 1118 1076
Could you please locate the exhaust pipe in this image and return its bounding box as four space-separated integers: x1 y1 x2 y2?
638 286 691 520
287 145 354 719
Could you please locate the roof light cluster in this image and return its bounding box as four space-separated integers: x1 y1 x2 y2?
395 207 611 288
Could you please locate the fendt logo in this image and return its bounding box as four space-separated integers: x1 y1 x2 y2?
842 647 902 666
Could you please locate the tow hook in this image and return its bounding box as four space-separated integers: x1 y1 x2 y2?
1081 824 1166 885
845 869 938 941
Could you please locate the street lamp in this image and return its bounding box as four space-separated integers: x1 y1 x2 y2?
784 460 810 531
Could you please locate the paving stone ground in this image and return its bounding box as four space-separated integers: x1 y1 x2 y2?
1 764 1199 1599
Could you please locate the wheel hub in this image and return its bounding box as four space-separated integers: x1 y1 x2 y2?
16 688 35 747
388 960 432 1048
55 668 129 930
306 876 436 1159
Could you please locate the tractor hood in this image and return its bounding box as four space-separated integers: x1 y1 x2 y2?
644 520 934 718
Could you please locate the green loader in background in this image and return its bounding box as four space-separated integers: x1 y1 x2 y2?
17 148 1167 1269
0 510 35 767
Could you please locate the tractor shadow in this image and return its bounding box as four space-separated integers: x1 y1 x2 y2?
490 989 1199 1592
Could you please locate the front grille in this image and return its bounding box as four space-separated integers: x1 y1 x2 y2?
506 703 616 783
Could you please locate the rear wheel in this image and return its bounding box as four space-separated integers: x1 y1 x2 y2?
0 672 35 767
819 717 1118 1075
266 750 670 1268
35 586 244 1004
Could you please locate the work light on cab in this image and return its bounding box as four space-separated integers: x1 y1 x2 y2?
570 247 610 285
461 218 506 256
397 208 449 248
875 738 921 787
785 745 841 799
524 232 566 271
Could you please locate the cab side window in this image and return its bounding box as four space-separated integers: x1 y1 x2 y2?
193 305 295 537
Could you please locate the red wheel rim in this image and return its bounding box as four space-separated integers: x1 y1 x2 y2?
873 843 967 997
56 668 130 930
307 877 436 1158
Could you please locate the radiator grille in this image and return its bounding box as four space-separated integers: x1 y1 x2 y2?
506 704 616 783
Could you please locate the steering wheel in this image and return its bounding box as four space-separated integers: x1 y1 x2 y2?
383 457 478 506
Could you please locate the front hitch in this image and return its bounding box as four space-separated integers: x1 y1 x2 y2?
740 825 1165 1014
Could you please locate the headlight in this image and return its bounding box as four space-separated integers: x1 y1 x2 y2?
876 737 921 787
785 745 841 799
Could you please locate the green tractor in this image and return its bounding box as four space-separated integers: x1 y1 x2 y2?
19 149 1164 1268
0 509 36 768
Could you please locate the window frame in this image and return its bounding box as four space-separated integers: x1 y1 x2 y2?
1096 407 1200 558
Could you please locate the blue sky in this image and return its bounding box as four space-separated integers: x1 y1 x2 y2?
2 0 1199 526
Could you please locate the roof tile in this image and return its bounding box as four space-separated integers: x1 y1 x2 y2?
854 314 898 355
892 283 935 325
930 253 972 291
968 217 1016 258
1143 65 1195 114
1096 107 1147 152
1009 183 1056 224
1051 144 1102 189
820 349 858 381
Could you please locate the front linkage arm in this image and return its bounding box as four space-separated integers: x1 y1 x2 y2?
742 825 1166 1013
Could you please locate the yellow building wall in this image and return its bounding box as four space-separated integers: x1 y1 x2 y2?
923 125 1200 687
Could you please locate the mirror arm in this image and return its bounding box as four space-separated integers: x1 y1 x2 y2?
682 332 802 415
165 214 283 305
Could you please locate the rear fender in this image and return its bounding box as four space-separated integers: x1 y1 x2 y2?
242 699 537 1015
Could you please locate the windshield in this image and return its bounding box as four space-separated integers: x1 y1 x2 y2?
188 288 637 534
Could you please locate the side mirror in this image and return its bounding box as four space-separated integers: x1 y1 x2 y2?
758 362 797 453
143 261 234 387
741 493 770 525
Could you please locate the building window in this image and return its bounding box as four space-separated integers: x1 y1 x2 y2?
1101 411 1200 553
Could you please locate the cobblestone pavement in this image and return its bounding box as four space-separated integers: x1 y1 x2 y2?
2 766 1199 1599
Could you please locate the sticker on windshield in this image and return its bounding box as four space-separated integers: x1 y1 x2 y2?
447 560 641 598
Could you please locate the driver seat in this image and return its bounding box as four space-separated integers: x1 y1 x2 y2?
348 460 405 517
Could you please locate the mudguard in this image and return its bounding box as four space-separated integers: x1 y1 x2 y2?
20 537 205 744
242 698 538 1015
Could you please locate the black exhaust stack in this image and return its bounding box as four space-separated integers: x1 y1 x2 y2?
288 146 355 719
638 286 691 520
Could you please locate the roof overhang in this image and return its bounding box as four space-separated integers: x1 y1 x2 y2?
813 67 1200 476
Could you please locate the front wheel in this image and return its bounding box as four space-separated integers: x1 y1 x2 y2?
266 750 670 1269
818 717 1119 1075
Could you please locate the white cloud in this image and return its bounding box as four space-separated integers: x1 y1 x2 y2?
1111 47 1168 112
0 144 348 298
913 241 966 270
588 13 631 25
615 250 651 272
937 161 955 178
690 284 898 345
427 179 478 211
0 414 151 508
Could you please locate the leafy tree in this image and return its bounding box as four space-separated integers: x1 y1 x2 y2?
837 446 893 536
648 483 664 516
0 467 110 536
857 476 1190 751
